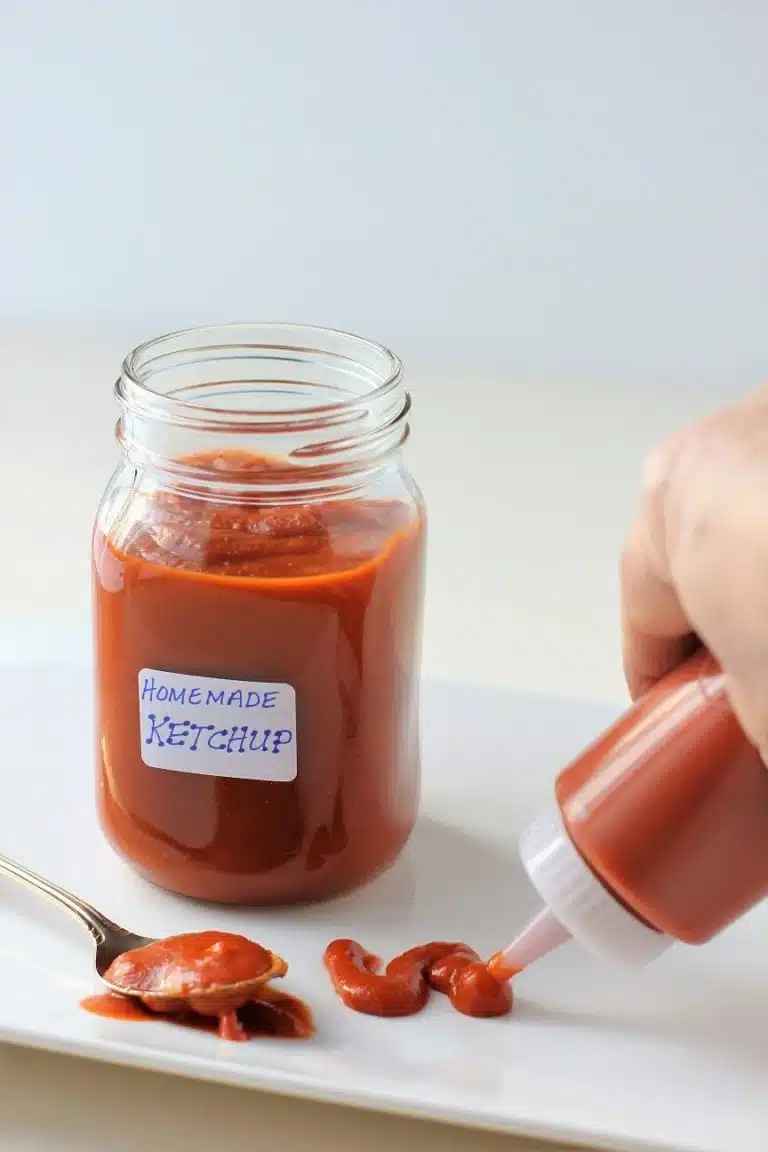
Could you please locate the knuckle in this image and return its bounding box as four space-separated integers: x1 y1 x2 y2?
619 522 644 586
640 430 688 506
631 434 688 576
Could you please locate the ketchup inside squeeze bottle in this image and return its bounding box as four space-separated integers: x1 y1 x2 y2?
490 650 768 977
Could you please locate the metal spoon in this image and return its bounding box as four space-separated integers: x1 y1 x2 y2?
0 851 284 1008
0 850 156 994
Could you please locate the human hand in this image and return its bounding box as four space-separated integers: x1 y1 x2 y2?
621 388 768 757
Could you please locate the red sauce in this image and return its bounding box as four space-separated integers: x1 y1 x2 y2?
94 451 425 905
323 940 513 1019
101 930 287 1038
81 993 148 1022
81 985 314 1041
105 931 276 996
486 955 522 983
447 961 513 1017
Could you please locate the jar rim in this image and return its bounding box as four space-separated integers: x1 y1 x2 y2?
119 321 404 433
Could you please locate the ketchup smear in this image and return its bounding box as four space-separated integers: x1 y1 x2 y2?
324 940 513 1018
81 986 314 1040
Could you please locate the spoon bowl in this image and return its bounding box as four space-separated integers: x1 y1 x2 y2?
95 931 157 991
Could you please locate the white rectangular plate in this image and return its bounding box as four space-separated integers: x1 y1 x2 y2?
0 659 764 1152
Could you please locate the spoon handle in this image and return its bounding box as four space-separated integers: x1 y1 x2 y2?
0 851 119 945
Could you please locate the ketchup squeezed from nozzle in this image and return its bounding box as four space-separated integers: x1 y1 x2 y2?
491 650 768 977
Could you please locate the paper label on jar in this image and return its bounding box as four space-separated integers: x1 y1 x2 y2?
138 668 297 782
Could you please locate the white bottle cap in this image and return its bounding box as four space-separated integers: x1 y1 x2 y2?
509 805 672 969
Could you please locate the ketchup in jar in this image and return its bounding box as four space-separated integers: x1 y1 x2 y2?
93 324 426 905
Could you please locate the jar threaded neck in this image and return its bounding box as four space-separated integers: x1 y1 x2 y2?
116 323 410 495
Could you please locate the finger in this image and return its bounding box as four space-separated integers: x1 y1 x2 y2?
620 444 694 699
644 390 768 751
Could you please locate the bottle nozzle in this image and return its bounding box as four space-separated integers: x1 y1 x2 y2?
507 805 671 969
489 907 571 981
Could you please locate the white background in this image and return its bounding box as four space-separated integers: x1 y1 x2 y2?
0 0 765 393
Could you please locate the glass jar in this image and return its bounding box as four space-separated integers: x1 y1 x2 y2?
93 324 426 905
